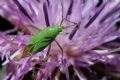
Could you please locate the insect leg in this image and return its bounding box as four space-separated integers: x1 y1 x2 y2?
54 40 63 56
45 44 51 61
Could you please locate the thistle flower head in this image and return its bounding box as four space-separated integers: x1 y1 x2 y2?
0 0 120 80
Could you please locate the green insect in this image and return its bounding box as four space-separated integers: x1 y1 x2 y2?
21 18 78 58
29 25 64 54
22 25 65 57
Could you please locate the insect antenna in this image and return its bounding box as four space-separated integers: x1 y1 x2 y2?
59 0 79 28
64 18 79 29
61 18 80 40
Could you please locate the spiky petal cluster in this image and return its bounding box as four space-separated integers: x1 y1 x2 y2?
0 0 120 80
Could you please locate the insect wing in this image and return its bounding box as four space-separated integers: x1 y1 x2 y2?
31 37 54 54
21 44 34 58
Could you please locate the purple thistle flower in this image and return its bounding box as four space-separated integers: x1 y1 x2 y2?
0 0 120 80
